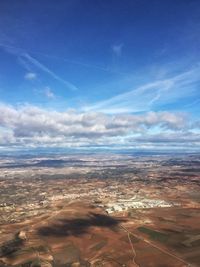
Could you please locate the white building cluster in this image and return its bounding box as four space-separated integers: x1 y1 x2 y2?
105 197 173 213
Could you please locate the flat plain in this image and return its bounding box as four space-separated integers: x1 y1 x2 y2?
0 153 200 267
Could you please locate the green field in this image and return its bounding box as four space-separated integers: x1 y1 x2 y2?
138 226 169 243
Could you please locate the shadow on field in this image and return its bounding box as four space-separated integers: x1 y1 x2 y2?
38 212 125 237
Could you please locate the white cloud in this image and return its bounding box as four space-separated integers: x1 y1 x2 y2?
44 87 55 99
22 53 78 91
84 66 200 114
0 103 193 149
0 44 78 91
112 44 123 56
24 72 37 80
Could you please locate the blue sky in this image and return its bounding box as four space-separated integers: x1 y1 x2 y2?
0 0 200 151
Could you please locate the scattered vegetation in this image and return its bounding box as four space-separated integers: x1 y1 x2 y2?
138 226 169 243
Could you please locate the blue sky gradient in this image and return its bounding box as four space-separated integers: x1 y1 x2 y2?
0 0 200 151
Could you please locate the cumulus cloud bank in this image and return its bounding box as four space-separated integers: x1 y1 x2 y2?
0 103 197 150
